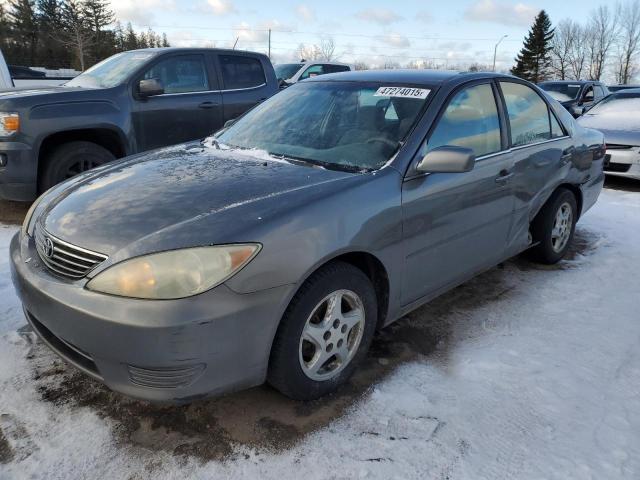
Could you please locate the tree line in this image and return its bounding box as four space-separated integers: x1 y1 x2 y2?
512 0 640 84
0 0 170 71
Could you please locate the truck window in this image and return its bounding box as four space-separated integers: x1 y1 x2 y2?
143 55 209 94
219 55 266 90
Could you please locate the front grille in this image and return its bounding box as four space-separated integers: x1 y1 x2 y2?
605 162 632 173
25 309 102 379
35 225 108 279
128 364 206 389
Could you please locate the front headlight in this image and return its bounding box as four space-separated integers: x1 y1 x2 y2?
0 113 19 136
86 244 261 299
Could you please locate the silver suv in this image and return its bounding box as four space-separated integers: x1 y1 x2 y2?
275 61 352 86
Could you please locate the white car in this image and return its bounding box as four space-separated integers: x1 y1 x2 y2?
274 61 352 86
0 49 13 89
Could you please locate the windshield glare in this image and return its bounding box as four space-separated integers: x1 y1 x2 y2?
215 82 429 171
540 83 582 102
65 51 158 88
274 63 303 80
588 92 640 114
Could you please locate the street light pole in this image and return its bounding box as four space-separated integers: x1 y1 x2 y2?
493 35 508 72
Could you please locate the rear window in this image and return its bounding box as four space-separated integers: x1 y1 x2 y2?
219 55 266 90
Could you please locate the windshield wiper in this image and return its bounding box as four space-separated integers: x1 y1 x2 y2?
268 152 368 173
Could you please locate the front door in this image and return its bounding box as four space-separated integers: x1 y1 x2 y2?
132 53 222 151
401 82 515 305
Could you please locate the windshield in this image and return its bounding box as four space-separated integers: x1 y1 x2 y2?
540 83 582 102
65 51 158 88
274 63 303 80
587 91 640 114
215 81 430 171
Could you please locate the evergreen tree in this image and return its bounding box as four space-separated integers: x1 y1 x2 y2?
123 22 138 50
161 33 170 48
37 0 68 68
8 0 39 65
511 10 555 82
82 0 115 62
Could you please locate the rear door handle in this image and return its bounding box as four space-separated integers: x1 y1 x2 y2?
495 171 514 184
198 101 218 109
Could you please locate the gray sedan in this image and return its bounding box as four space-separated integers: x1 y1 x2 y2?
578 89 640 180
10 70 605 402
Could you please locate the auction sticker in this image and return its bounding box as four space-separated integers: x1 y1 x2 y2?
374 86 430 99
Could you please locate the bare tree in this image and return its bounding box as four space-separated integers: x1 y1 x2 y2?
296 42 320 61
552 19 578 80
586 5 619 80
52 0 94 70
318 36 336 61
614 0 640 84
353 61 369 71
567 24 588 79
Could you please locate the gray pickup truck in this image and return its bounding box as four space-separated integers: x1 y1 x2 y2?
0 48 278 201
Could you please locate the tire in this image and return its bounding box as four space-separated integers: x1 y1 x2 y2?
268 261 378 401
39 141 115 192
529 188 578 264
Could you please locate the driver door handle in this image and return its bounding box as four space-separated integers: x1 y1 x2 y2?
198 101 218 109
495 170 514 184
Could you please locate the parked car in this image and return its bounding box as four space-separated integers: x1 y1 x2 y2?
0 47 278 201
577 88 640 180
539 80 609 117
8 65 46 79
10 70 605 403
607 84 640 92
274 61 352 86
0 49 13 89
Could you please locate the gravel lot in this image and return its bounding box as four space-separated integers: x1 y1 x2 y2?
0 179 638 479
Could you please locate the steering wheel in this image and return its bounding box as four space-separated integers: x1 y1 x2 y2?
365 137 398 149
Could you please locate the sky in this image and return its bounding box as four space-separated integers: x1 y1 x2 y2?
107 0 597 70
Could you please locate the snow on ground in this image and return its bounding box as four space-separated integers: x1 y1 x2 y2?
1 188 639 479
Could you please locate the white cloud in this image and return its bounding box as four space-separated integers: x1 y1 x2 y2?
464 0 537 26
233 20 290 48
295 5 316 22
378 33 411 48
415 11 433 23
355 8 402 25
208 0 236 16
110 0 175 25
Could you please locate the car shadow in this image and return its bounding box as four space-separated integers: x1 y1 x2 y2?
28 227 598 462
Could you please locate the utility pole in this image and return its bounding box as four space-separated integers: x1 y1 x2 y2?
268 29 271 59
493 35 508 72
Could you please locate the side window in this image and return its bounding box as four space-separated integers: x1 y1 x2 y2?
219 55 265 90
500 81 553 146
300 65 324 80
325 64 350 73
583 86 594 103
594 85 605 99
142 55 208 94
424 83 501 158
550 113 565 138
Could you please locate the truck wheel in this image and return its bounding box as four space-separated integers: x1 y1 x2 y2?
529 188 578 264
39 141 115 192
268 261 377 401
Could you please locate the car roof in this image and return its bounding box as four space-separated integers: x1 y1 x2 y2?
304 69 514 87
539 80 599 85
612 87 640 94
129 47 269 57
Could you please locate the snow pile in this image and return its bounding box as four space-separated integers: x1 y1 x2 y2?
0 189 639 479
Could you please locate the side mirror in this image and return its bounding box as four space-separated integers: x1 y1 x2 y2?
278 78 289 88
416 146 475 173
223 118 236 128
138 78 164 97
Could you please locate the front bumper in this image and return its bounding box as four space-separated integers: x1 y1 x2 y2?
9 232 295 403
604 147 640 180
0 140 37 201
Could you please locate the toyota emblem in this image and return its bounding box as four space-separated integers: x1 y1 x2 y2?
43 237 55 258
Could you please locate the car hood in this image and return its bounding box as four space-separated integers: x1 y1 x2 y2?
0 85 107 106
40 142 359 257
577 112 640 146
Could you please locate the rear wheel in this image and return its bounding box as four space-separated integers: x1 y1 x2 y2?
268 261 377 400
529 188 578 264
39 141 115 192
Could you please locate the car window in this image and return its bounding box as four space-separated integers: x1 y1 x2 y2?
583 86 594 102
142 55 208 94
550 113 565 138
219 55 265 90
594 85 606 99
325 64 350 73
424 83 501 158
300 65 325 80
500 82 553 147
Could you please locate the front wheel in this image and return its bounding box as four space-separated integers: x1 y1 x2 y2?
529 188 578 264
268 261 377 400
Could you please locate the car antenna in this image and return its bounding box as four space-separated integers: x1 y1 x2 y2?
233 37 239 49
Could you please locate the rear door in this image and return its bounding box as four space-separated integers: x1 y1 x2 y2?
497 80 574 255
401 81 515 305
132 53 222 151
216 53 270 126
